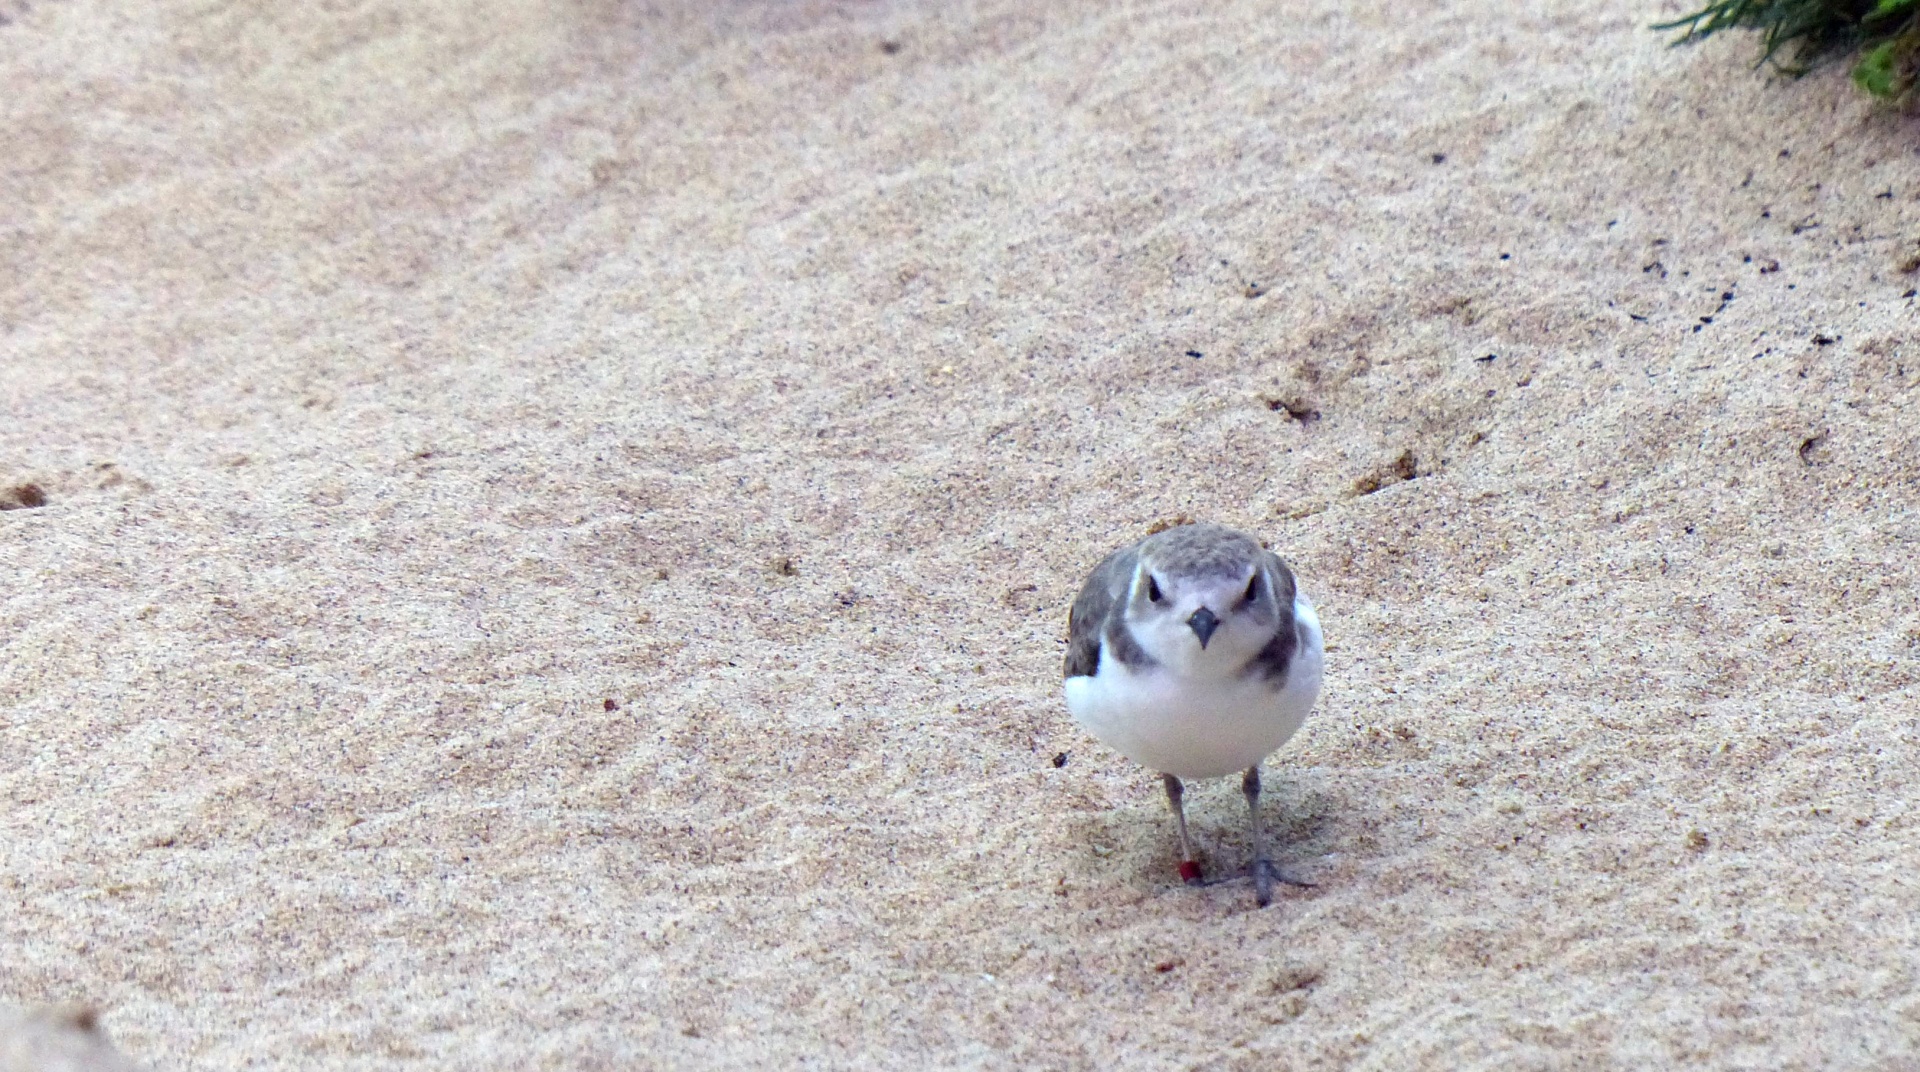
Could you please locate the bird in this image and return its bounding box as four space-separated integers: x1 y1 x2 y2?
1063 521 1324 907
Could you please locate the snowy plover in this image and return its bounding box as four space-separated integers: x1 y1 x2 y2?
1064 522 1324 906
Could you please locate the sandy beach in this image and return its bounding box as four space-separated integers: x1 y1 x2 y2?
4 0 1919 1067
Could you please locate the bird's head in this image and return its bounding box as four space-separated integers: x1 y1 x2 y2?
1124 524 1290 676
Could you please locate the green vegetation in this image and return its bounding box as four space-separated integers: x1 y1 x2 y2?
1656 0 1920 103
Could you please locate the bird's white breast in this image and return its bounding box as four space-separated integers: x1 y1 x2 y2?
1065 595 1324 780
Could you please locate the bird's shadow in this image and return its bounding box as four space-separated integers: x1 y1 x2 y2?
1073 767 1359 897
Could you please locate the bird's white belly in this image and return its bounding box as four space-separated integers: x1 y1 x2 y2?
1065 598 1324 780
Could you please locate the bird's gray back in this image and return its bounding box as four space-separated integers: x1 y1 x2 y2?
1063 540 1142 679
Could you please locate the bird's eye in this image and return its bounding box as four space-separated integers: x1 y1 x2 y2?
1147 576 1164 603
1243 576 1260 604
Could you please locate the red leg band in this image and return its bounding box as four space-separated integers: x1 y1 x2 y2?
1178 861 1203 883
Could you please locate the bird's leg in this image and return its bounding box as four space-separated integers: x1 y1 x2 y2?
1244 765 1274 907
1163 773 1204 884
1244 764 1314 907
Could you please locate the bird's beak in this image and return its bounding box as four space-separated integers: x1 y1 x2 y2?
1187 607 1220 649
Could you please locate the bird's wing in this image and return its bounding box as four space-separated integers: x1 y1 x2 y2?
1264 550 1298 609
1244 551 1302 682
1064 541 1139 679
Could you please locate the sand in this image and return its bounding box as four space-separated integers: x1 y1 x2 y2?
3 0 1918 1067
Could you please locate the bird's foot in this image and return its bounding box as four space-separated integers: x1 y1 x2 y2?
1177 860 1205 886
1252 859 1314 907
